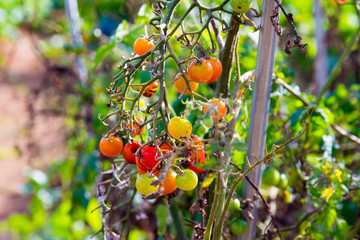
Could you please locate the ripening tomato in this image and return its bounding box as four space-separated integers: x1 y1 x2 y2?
128 116 145 136
139 80 159 98
133 37 155 55
230 0 252 14
188 59 213 83
175 169 198 191
174 73 198 95
187 135 206 173
135 145 160 171
203 98 227 121
157 169 178 195
168 117 192 140
99 135 123 157
122 141 141 164
136 174 159 195
207 57 223 83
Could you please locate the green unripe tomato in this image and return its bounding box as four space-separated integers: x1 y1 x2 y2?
202 117 213 128
230 0 252 14
276 173 289 189
196 124 208 136
262 167 280 187
229 198 241 212
230 218 247 235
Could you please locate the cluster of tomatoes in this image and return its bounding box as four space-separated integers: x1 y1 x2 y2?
99 126 202 196
98 36 230 198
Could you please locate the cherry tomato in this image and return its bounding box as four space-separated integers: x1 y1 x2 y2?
174 73 198 95
203 98 227 121
99 135 123 157
135 146 159 171
175 169 198 191
136 174 159 195
122 141 141 164
229 198 241 212
158 169 178 195
133 37 155 55
230 218 247 235
202 116 214 128
262 167 280 187
230 0 252 14
139 80 159 98
207 57 223 83
168 117 192 140
188 59 213 83
128 116 145 136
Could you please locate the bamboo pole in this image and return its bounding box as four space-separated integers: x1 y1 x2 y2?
240 0 280 239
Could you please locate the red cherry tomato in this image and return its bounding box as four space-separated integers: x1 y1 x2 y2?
122 141 141 164
135 146 160 173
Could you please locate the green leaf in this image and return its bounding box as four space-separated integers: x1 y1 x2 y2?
319 207 336 233
201 173 216 188
92 41 116 71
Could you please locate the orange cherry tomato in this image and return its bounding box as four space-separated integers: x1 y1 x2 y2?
139 81 159 98
174 73 198 95
128 116 145 136
99 135 123 157
187 59 213 83
133 37 155 55
157 169 178 195
203 98 227 121
207 57 222 83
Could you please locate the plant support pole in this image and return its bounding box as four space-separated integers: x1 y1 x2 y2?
240 0 280 239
